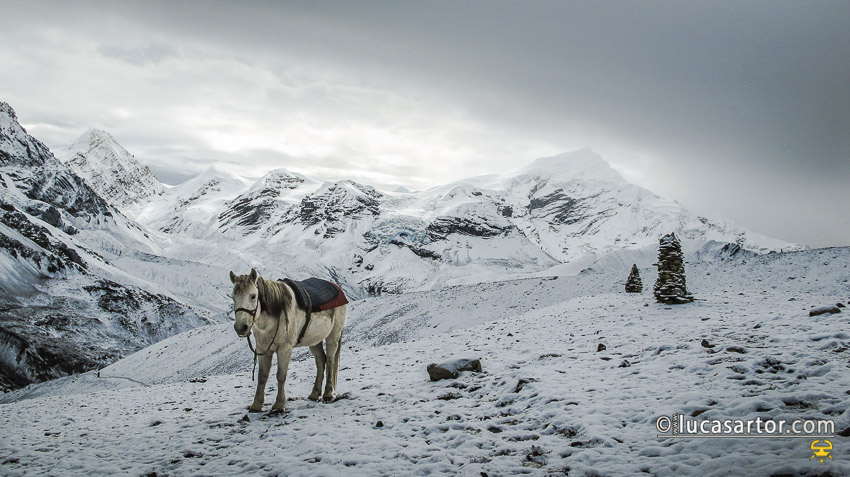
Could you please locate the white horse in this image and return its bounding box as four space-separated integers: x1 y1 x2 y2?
230 269 347 412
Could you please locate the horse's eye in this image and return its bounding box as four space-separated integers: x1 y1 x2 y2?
250 294 256 300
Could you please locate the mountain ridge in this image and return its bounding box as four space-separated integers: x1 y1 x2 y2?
55 124 803 297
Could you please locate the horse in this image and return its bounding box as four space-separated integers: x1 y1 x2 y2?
230 269 347 412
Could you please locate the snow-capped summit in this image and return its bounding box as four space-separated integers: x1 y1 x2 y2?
1 102 55 170
56 129 164 215
509 147 625 184
138 165 254 235
0 103 113 224
218 168 316 235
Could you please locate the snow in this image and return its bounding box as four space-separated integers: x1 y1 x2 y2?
2 247 848 475
508 147 627 184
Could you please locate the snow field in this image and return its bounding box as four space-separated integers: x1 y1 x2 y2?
2 261 848 476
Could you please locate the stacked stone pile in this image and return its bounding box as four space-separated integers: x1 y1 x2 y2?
653 233 694 304
625 264 642 293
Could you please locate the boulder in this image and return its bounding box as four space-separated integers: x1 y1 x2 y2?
427 358 482 381
809 305 841 317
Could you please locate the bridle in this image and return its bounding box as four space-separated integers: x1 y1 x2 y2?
234 288 281 381
234 305 258 318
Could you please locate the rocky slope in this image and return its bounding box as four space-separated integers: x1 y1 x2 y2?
0 102 210 391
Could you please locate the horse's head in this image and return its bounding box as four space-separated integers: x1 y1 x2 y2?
230 268 261 338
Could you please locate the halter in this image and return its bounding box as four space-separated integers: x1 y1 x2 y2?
235 288 281 381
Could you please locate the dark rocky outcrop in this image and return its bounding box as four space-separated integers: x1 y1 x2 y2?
296 181 381 237
219 170 305 232
426 216 508 241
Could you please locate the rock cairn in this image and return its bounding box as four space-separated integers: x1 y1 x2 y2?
625 264 642 293
653 233 694 304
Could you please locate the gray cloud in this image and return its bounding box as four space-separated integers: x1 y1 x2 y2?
97 44 179 66
0 0 847 246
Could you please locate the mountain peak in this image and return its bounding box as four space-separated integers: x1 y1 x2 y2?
81 128 114 141
512 148 624 183
56 128 164 213
0 101 17 121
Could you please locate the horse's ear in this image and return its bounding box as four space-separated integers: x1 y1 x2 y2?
249 268 258 283
229 271 237 284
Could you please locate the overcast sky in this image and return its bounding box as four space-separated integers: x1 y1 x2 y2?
1 1 847 247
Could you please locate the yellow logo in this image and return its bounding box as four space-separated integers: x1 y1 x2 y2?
810 440 834 463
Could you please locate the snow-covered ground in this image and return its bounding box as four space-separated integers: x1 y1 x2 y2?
1 247 848 476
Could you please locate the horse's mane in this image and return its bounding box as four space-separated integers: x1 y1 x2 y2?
257 277 290 318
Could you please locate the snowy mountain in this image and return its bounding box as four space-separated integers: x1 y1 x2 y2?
0 102 211 391
45 126 802 301
55 129 164 215
137 165 255 235
147 148 801 296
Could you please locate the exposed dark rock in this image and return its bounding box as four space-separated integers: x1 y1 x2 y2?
297 181 381 237
426 216 507 241
40 206 63 228
514 377 538 392
0 278 208 392
219 172 305 232
809 305 841 317
528 189 584 225
0 204 86 273
389 238 442 260
721 243 741 256
426 358 482 381
597 343 606 352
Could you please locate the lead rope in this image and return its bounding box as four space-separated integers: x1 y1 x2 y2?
244 295 281 381
246 334 258 381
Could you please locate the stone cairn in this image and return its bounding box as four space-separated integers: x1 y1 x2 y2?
625 264 642 293
653 233 694 304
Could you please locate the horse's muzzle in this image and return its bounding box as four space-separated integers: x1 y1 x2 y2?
234 322 251 337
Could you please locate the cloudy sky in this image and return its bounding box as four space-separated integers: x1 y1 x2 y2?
1 1 847 247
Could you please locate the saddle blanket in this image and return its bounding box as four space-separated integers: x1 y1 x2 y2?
282 278 348 312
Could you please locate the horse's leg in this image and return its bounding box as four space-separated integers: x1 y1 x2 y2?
249 353 273 412
272 344 294 412
323 335 341 402
308 344 326 401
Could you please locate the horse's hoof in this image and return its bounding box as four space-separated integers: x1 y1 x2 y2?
269 407 287 415
322 395 334 403
248 404 263 413
308 393 320 401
